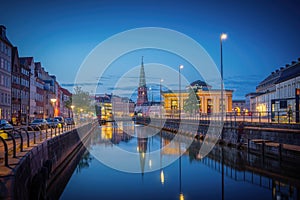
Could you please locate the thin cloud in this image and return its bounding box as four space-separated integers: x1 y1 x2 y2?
61 82 103 87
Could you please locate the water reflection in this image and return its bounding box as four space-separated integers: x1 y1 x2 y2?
76 151 93 174
60 122 300 200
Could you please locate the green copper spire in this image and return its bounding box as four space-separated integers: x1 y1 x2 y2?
139 56 146 87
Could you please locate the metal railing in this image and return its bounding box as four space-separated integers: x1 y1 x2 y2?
162 110 300 124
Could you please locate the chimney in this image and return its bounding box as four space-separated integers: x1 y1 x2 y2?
298 58 300 62
291 61 296 65
0 25 6 38
285 64 289 68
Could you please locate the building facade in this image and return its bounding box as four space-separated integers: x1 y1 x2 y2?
272 60 300 122
19 57 32 124
34 62 45 118
0 25 12 120
11 47 21 125
162 80 233 117
248 58 300 122
232 100 246 114
60 87 72 118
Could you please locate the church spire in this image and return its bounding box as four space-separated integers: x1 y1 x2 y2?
136 56 148 106
139 56 146 87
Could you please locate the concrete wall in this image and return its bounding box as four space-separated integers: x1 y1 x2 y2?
0 123 95 200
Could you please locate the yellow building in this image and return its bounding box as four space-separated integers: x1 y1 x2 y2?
162 80 233 117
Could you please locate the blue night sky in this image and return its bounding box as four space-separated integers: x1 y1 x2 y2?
1 0 300 100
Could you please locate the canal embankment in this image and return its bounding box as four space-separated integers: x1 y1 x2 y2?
0 121 97 200
139 118 300 162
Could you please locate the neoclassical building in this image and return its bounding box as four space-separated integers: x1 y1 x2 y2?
162 80 233 117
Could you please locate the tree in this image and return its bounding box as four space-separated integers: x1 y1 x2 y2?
183 88 200 116
72 86 93 114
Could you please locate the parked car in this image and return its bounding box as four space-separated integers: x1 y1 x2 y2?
46 118 60 128
54 116 66 127
0 119 13 130
29 119 48 130
65 117 75 125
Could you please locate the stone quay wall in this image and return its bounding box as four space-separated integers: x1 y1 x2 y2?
1 122 96 200
147 118 300 146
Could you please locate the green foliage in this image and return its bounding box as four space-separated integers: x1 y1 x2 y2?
183 88 200 115
72 86 93 114
64 97 72 109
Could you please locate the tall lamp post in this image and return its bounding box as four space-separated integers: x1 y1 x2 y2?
50 98 57 118
220 33 227 140
179 65 184 119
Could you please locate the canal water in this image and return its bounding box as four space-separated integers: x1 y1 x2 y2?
59 122 299 200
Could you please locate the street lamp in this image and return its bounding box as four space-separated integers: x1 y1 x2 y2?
50 98 57 118
220 33 227 140
179 65 184 119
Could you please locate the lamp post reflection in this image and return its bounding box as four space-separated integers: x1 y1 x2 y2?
179 140 184 200
160 130 164 185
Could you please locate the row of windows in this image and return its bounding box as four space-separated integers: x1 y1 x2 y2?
0 57 11 72
21 91 29 99
12 75 20 84
21 78 29 87
0 41 11 57
0 74 11 88
36 93 43 102
0 92 11 105
277 82 300 98
12 88 20 98
36 81 44 89
21 68 30 76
